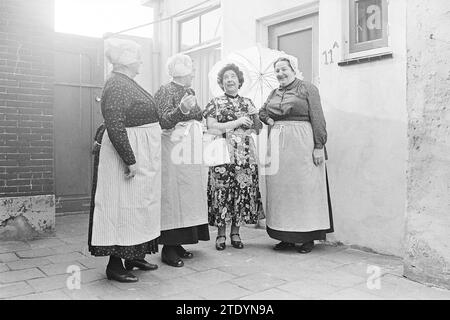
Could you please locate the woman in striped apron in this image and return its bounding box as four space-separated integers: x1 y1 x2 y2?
259 56 334 254
88 38 161 282
155 54 210 268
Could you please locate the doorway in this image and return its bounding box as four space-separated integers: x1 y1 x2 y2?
268 13 319 85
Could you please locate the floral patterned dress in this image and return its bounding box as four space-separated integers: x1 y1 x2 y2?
203 94 264 227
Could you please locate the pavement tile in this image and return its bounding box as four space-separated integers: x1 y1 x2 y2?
52 244 87 255
60 235 88 245
38 261 87 276
26 238 66 249
10 289 70 300
0 263 9 273
278 279 344 299
159 292 206 300
77 256 109 269
217 265 256 277
7 258 52 271
195 281 253 299
80 269 106 284
26 274 69 292
100 288 161 300
63 279 118 299
47 252 87 264
0 253 19 263
240 288 306 300
184 269 236 286
0 268 46 284
230 273 287 292
16 248 56 258
0 241 31 254
152 277 204 297
0 281 35 299
150 265 197 281
322 287 384 300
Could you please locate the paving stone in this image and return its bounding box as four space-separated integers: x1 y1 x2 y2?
7 258 52 271
322 287 384 300
10 289 70 300
152 277 204 297
61 235 87 245
0 253 19 263
0 263 10 273
47 252 86 264
27 274 69 292
150 264 197 281
80 269 106 284
195 282 253 300
63 279 118 300
38 261 86 276
26 238 66 249
0 268 45 284
230 273 287 292
160 292 206 300
0 281 35 299
0 242 31 254
184 269 236 286
52 244 87 255
77 256 109 269
240 288 305 300
278 279 344 299
217 265 257 277
16 248 56 258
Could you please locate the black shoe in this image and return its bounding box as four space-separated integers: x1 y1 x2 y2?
161 250 184 268
230 234 244 249
297 241 314 254
215 236 226 251
106 267 138 283
273 241 295 251
124 259 158 271
175 246 194 259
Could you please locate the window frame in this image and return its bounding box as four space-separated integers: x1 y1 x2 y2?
342 0 391 61
178 5 222 52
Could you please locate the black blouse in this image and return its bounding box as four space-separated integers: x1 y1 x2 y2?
100 72 159 166
154 81 203 130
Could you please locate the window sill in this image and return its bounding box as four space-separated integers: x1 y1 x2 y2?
338 52 393 66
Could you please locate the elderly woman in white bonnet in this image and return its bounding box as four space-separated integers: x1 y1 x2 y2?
154 53 210 268
259 55 334 254
88 37 162 282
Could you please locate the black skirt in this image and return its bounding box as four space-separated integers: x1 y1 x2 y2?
159 224 210 246
88 126 158 260
266 166 334 244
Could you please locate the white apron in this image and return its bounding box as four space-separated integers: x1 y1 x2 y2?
160 120 208 231
91 123 162 246
266 121 330 232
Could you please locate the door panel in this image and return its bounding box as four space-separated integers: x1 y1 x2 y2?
54 33 104 215
269 13 319 85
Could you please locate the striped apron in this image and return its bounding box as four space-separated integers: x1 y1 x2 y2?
266 121 330 232
91 123 162 246
160 120 208 231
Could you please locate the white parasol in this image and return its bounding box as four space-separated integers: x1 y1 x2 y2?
208 44 302 109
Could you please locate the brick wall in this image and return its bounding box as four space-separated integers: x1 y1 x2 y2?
0 0 55 197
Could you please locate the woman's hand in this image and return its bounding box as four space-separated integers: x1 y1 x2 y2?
179 93 197 114
236 116 253 128
125 163 137 179
312 148 324 166
267 118 275 126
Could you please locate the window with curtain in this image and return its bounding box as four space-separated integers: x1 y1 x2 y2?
179 6 222 52
349 0 388 54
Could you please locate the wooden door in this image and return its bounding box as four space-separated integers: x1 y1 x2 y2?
268 13 319 85
53 33 104 215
